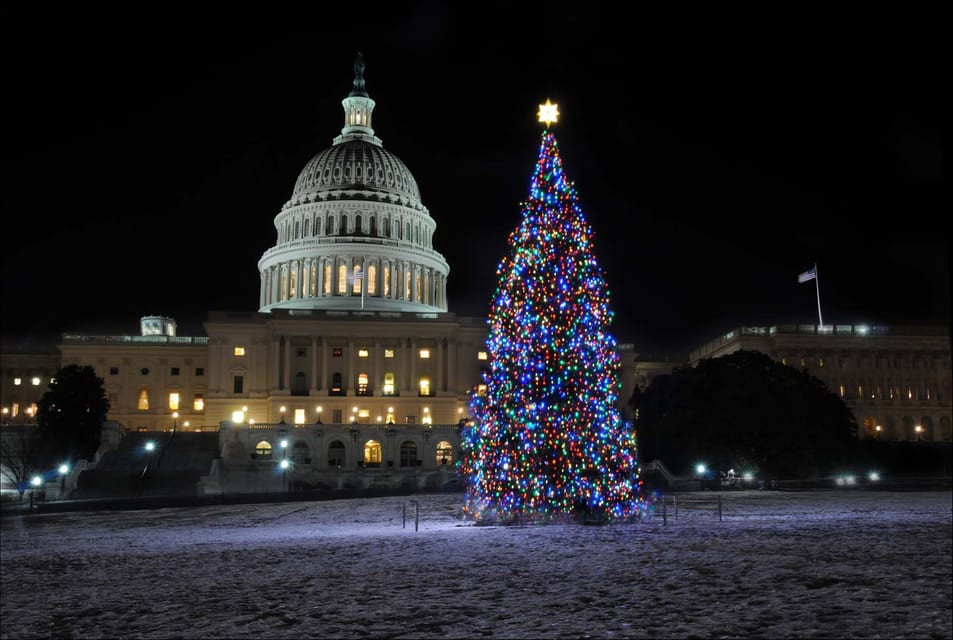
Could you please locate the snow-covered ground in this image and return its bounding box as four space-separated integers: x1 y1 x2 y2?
1 490 950 639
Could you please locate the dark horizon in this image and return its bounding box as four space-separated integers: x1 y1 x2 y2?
3 6 948 356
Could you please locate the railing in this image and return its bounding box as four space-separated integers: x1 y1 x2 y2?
656 494 723 526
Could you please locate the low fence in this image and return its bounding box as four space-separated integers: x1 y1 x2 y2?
655 494 723 526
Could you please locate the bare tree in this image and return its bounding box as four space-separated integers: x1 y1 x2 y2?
0 425 43 500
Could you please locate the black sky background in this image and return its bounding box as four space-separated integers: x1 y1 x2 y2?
2 4 948 356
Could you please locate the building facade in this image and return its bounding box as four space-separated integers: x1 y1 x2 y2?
689 324 953 442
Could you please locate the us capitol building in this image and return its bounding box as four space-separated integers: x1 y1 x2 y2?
2 58 950 497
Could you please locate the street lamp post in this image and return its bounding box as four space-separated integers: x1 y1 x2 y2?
58 464 70 499
279 406 287 424
915 425 923 442
280 459 290 492
280 438 289 491
30 475 42 509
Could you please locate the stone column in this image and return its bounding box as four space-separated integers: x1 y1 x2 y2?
271 336 281 392
321 337 328 391
311 336 319 391
283 337 292 392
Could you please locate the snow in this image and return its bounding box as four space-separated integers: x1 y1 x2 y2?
2 490 950 639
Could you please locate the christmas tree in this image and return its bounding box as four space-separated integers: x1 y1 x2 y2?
461 102 644 525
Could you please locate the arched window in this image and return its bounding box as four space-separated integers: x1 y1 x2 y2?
327 440 345 467
399 441 417 467
293 372 308 396
436 440 453 466
384 218 391 237
315 217 322 236
338 264 347 294
331 372 344 396
137 387 149 411
292 441 309 465
364 440 382 466
255 441 273 459
340 214 348 235
367 263 377 295
355 214 363 234
369 216 377 236
352 264 363 295
383 372 395 396
323 263 332 295
327 216 335 235
419 377 431 397
357 372 369 396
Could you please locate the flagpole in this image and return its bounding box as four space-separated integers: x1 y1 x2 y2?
814 262 823 327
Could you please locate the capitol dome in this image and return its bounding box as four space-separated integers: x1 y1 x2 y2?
258 54 450 315
288 140 422 210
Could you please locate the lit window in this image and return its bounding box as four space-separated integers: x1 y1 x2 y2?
294 409 306 424
383 373 395 396
358 372 369 396
838 384 845 398
338 264 347 294
31 377 41 386
422 407 432 424
352 265 362 294
364 440 382 465
193 394 204 411
477 351 488 360
358 349 369 358
384 349 395 358
255 441 273 459
818 358 824 368
13 378 21 386
234 346 246 357
169 393 180 411
436 440 453 465
383 265 391 297
419 377 431 396
419 349 430 359
368 264 377 295
11 403 19 417
358 409 370 418
138 388 150 411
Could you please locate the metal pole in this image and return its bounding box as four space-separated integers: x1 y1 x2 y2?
718 495 723 522
814 263 824 327
415 501 419 532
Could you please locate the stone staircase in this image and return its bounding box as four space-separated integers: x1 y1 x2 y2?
75 432 220 499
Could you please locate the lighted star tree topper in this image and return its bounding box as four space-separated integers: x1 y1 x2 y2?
461 101 645 525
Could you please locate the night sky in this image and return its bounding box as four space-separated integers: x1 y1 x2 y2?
3 5 948 356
